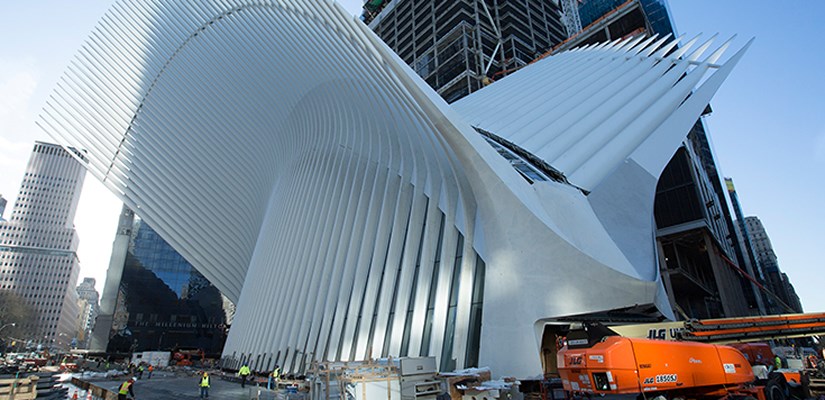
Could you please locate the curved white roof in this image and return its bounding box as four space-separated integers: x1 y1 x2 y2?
38 0 749 378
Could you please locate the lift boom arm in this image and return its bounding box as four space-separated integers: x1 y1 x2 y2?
609 312 825 344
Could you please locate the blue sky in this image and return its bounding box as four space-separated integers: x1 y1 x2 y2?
0 1 821 313
667 1 825 312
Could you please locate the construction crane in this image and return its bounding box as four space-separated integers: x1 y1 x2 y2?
559 0 582 38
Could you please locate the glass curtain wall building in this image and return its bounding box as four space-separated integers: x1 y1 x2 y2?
578 0 673 40
99 207 228 356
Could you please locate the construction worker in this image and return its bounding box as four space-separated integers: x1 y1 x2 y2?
199 371 211 399
147 364 154 379
117 376 136 400
268 364 281 390
774 354 782 370
807 354 818 369
238 363 251 388
137 364 144 379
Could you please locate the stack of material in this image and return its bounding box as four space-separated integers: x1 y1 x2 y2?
309 357 440 400
440 367 491 400
310 358 401 400
439 368 520 400
33 373 68 399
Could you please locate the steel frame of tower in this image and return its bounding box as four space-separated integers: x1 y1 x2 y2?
560 0 583 36
368 0 567 103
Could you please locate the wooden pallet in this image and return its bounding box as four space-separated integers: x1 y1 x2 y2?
0 375 39 400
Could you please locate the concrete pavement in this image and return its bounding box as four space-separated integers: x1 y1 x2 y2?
66 374 278 400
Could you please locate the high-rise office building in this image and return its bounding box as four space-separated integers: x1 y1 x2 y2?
743 216 802 313
93 205 228 355
744 217 778 285
76 277 100 349
725 178 769 311
0 141 86 348
365 0 567 103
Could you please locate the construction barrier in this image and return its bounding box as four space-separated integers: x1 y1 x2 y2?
70 378 119 400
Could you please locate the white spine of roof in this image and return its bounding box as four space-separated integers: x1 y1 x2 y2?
453 33 751 191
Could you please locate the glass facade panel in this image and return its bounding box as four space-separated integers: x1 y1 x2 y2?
440 235 464 372
578 0 674 38
107 219 228 356
465 255 486 368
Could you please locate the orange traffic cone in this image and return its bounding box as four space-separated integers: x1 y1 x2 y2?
86 390 93 400
72 391 79 400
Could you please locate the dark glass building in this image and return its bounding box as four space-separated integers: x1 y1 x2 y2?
98 206 229 356
578 0 673 39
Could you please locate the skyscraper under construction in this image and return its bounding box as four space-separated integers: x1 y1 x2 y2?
363 0 567 103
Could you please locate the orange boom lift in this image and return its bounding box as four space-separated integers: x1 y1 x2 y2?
555 312 825 400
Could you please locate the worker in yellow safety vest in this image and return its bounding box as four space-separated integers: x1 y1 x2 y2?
238 363 251 388
268 365 281 390
117 376 136 400
199 371 211 399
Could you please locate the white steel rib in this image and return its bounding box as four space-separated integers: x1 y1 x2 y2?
39 0 749 378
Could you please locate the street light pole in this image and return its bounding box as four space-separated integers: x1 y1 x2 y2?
0 323 16 335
